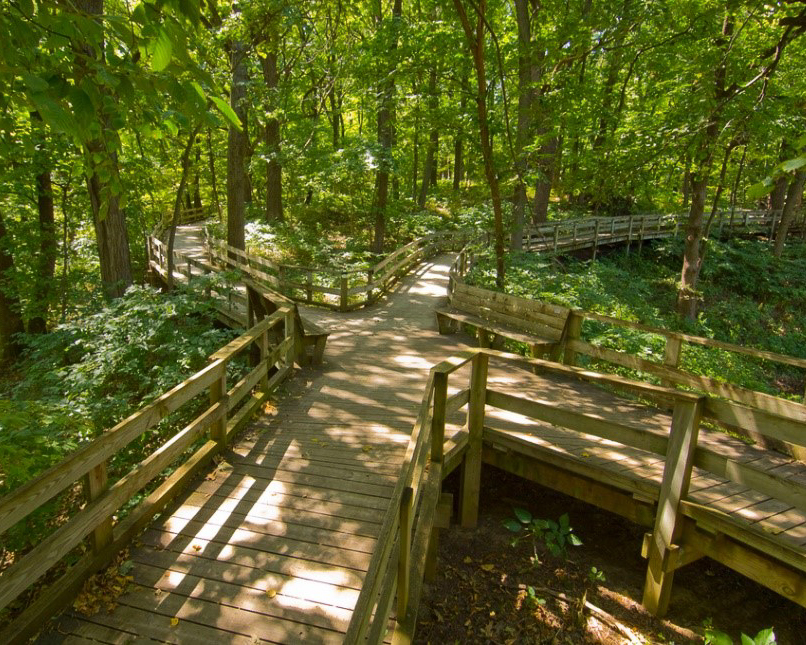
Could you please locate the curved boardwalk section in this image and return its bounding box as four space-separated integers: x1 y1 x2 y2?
52 255 470 643
15 214 806 642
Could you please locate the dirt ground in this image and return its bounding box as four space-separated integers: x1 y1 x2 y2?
414 467 806 645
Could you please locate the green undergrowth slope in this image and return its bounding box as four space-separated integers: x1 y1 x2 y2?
466 236 806 399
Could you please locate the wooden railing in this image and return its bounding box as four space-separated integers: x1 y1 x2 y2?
147 235 249 327
205 229 472 311
347 348 806 638
520 208 804 258
0 299 296 642
448 211 806 451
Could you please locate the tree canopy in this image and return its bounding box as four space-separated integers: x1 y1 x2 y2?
1 0 805 361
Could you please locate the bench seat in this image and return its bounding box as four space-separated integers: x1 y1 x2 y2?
436 307 558 356
299 315 329 366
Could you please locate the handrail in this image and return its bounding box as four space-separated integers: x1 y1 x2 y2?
0 302 296 641
203 228 473 311
448 209 806 414
346 348 708 642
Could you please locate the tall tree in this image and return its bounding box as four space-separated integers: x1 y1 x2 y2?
453 0 505 288
227 41 249 250
370 0 403 254
75 0 133 298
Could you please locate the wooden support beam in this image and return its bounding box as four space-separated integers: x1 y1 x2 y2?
661 336 682 389
642 397 704 617
431 372 448 464
397 486 413 619
561 311 584 367
85 462 113 553
460 353 488 528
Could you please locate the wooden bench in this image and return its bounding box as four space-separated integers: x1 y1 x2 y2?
244 278 329 367
436 282 570 359
300 315 329 366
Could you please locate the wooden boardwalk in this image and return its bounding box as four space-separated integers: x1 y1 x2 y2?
43 233 806 642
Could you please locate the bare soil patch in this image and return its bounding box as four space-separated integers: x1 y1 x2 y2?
415 467 806 644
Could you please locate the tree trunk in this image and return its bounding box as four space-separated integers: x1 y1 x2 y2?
260 46 284 222
370 0 403 254
193 141 202 209
0 211 25 363
453 135 464 191
76 0 132 299
533 137 557 224
418 65 439 208
227 41 248 250
207 128 223 220
676 12 732 320
510 0 533 251
770 175 788 211
28 113 57 334
773 170 806 258
453 0 505 288
677 173 708 319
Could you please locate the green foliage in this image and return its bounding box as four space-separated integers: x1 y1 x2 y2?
467 237 806 399
0 277 241 552
505 508 582 565
704 622 776 645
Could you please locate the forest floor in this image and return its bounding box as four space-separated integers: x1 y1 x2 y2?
414 467 806 645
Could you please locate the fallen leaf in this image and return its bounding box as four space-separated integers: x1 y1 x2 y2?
480 564 495 572
581 452 590 458
463 556 472 564
266 589 277 598
192 544 202 552
170 617 179 627
362 445 372 453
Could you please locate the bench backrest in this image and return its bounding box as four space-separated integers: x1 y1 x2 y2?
450 282 569 342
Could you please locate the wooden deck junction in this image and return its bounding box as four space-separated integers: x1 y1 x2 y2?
2 212 806 643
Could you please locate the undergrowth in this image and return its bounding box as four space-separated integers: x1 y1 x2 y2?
0 275 244 559
465 236 806 398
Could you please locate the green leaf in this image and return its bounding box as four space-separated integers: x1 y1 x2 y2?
740 635 754 645
31 94 76 138
513 508 532 524
779 157 806 173
746 181 774 200
151 28 173 72
503 519 522 533
751 628 775 645
190 81 206 103
705 629 734 645
210 96 242 130
22 73 49 92
559 513 570 529
568 533 583 546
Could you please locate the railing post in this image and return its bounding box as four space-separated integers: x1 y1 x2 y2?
209 366 228 446
340 274 349 312
638 217 646 252
643 397 703 616
284 308 295 368
661 336 682 388
366 268 374 304
258 325 270 392
572 222 578 248
743 210 748 227
562 311 584 367
592 219 600 261
431 371 448 464
86 462 113 553
306 270 313 303
553 224 559 253
397 486 414 619
460 352 488 528
626 216 634 254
